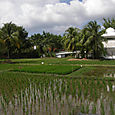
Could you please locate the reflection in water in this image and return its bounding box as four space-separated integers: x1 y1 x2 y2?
112 85 115 91
107 85 115 92
0 73 115 115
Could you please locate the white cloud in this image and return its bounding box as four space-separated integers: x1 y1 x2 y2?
84 0 115 18
0 0 115 35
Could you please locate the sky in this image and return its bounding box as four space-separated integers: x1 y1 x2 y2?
0 0 115 35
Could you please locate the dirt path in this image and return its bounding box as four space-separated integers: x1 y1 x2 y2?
68 58 88 61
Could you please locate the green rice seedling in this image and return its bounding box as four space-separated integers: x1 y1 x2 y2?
12 96 15 110
89 87 93 100
110 101 115 115
71 79 76 97
26 109 29 115
19 93 22 106
61 83 66 95
78 86 82 99
101 102 105 115
30 103 33 115
25 96 28 110
1 98 6 114
33 102 36 114
96 79 100 88
23 102 25 114
59 111 61 115
108 81 112 92
12 110 15 115
56 103 58 110
84 86 88 98
3 94 9 107
72 108 75 115
45 104 48 111
52 92 55 104
86 103 89 114
94 87 98 102
86 79 89 85
92 105 96 114
72 87 76 98
46 89 49 99
69 111 71 115
59 91 62 101
34 93 36 104
81 104 85 114
102 80 106 91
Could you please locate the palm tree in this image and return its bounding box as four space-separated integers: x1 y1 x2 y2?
103 18 115 29
78 28 90 58
0 37 6 57
63 27 81 51
83 21 106 59
0 22 20 58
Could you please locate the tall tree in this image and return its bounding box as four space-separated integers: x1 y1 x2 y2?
83 21 106 59
0 22 29 58
29 33 44 57
0 23 20 58
0 37 6 57
78 28 90 58
42 31 63 53
63 27 81 51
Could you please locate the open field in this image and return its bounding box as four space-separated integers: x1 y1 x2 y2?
1 58 115 79
0 58 115 115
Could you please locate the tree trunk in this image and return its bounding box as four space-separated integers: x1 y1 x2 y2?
8 49 10 59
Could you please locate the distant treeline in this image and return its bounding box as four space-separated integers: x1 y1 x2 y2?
0 18 115 59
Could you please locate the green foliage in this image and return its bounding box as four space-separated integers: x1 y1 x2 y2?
0 22 29 58
63 20 107 59
29 31 63 57
83 20 106 59
103 18 115 29
0 18 115 59
63 27 81 51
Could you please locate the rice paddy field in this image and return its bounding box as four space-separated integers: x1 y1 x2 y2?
0 58 115 115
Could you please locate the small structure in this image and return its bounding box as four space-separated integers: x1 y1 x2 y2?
56 51 76 58
34 46 37 50
102 27 115 59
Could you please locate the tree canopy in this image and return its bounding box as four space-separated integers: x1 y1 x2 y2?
0 22 29 58
0 18 114 59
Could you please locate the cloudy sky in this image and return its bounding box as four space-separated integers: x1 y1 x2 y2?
0 0 115 35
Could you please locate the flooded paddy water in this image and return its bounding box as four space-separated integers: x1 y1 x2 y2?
0 71 115 115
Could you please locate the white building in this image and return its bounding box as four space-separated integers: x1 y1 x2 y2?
102 27 115 59
56 51 76 58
